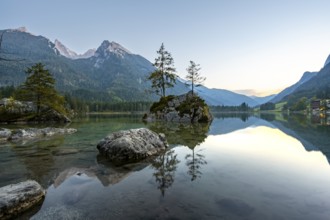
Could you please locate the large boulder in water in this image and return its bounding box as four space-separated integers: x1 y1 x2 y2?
0 180 45 220
143 92 213 123
97 128 168 164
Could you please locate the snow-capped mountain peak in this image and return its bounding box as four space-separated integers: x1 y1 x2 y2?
54 39 95 59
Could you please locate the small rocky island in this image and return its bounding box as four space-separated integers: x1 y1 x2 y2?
0 98 71 124
143 92 213 123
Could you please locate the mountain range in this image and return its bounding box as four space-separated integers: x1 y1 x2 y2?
269 58 330 104
0 27 329 106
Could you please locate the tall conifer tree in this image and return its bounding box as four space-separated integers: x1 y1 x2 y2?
185 61 205 95
17 63 65 116
148 43 176 97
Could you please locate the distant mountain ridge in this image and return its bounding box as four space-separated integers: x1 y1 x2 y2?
0 27 271 106
268 49 330 104
270 71 318 103
285 63 330 101
249 94 276 105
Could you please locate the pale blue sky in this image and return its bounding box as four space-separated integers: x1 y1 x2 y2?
2 0 330 96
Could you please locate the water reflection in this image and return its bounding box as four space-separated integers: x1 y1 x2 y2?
185 148 207 181
259 113 330 164
212 112 251 122
147 122 209 148
2 137 65 187
150 149 180 196
2 113 330 219
147 122 210 183
259 113 276 121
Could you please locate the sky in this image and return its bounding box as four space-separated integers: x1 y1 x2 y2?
2 0 330 96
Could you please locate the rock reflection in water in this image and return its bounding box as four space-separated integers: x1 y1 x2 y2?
148 122 209 188
7 137 65 187
147 122 209 148
53 155 151 189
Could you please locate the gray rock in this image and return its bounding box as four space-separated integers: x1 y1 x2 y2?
0 128 11 140
144 92 213 123
0 98 36 114
0 98 71 123
9 127 77 141
0 180 45 220
97 128 168 164
36 109 71 123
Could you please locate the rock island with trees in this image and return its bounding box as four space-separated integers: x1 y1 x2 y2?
143 43 213 123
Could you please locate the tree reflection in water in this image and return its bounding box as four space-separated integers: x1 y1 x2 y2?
185 148 207 181
151 149 180 197
147 121 210 193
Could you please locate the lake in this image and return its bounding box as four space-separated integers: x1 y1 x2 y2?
1 113 330 219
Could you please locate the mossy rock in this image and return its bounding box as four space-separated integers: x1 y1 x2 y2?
150 95 175 113
144 92 212 123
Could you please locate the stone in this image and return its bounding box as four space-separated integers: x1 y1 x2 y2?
0 180 45 220
143 92 213 123
35 109 71 123
97 128 168 164
0 98 71 123
0 128 11 141
9 127 77 141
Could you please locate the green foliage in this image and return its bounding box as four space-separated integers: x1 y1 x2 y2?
0 85 16 98
64 92 153 113
210 103 252 112
16 63 66 116
0 29 157 102
150 95 175 113
148 43 176 97
176 96 206 117
185 61 205 95
260 102 275 110
289 97 308 111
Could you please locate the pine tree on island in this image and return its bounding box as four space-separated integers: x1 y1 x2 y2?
185 60 206 95
16 63 67 119
148 43 177 97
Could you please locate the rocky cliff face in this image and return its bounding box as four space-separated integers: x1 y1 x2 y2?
143 92 213 123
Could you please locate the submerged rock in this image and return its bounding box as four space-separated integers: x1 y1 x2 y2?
0 128 11 141
97 128 168 164
2 127 77 141
0 180 45 220
31 205 85 220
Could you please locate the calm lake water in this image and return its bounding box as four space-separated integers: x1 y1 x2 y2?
1 114 330 219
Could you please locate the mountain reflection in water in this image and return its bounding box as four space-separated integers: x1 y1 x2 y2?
1 113 330 219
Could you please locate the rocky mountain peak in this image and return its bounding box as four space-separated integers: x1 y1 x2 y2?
54 39 95 59
95 40 132 58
